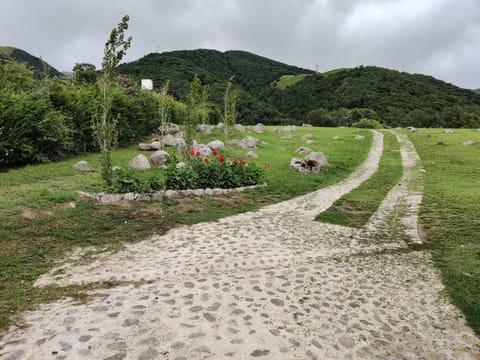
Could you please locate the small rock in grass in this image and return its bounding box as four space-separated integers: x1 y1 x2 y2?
72 161 93 172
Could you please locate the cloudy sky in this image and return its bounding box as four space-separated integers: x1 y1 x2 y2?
1 0 479 88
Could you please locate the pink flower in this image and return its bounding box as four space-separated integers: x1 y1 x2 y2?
242 154 248 159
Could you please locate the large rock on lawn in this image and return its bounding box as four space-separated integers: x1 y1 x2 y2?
234 124 246 133
237 136 258 149
290 151 328 174
253 123 265 134
72 161 93 172
151 150 170 166
207 140 225 151
128 154 151 170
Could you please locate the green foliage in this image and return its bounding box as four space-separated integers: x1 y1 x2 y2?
306 108 334 127
0 61 37 92
184 74 205 154
274 74 310 89
223 81 237 142
352 118 384 129
109 166 164 193
165 165 198 190
73 63 97 84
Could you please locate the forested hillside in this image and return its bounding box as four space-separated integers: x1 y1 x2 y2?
117 49 313 124
0 46 63 79
267 66 480 128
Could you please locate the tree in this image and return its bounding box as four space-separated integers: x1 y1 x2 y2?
223 81 237 143
184 74 203 155
92 15 132 185
157 80 172 149
73 63 97 84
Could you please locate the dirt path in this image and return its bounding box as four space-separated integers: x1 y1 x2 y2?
1 131 479 360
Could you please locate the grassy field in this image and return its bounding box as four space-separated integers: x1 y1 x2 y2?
407 128 480 335
274 74 311 89
316 130 402 227
0 126 372 332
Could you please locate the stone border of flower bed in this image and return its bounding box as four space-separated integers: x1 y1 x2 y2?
76 183 267 205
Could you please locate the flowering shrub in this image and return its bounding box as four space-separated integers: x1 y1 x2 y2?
165 150 264 190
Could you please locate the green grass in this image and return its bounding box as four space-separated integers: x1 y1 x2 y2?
322 68 352 77
274 74 311 89
407 128 480 335
0 126 372 333
316 131 402 227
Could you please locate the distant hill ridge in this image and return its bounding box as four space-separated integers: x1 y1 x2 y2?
118 49 480 127
0 46 63 79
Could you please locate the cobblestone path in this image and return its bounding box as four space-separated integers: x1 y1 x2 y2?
1 131 479 359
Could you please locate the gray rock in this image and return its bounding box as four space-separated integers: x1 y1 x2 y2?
128 154 150 170
160 122 181 135
237 136 258 149
281 134 293 141
124 192 135 201
162 134 178 147
193 143 212 156
72 161 93 172
151 150 169 166
444 129 454 134
150 141 162 150
338 335 355 349
176 137 186 153
253 123 265 134
207 140 225 151
355 135 366 141
251 349 270 357
234 124 246 133
165 190 179 198
290 151 328 174
193 189 205 196
295 146 312 154
305 151 329 168
217 122 224 130
138 143 152 151
197 124 214 133
122 319 139 327
244 151 258 158
332 136 340 140
302 134 313 141
281 125 297 132
462 140 475 146
100 194 123 204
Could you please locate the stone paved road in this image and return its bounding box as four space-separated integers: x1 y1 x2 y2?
1 131 479 360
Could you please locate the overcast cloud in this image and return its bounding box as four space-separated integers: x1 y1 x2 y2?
1 0 479 88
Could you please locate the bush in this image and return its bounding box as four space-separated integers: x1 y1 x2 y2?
165 165 198 190
109 166 164 193
352 118 384 129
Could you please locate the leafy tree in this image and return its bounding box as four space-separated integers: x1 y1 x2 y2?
184 74 203 155
73 63 97 84
223 81 237 143
157 80 172 149
93 15 132 185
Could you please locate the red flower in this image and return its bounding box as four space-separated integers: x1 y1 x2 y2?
204 158 209 163
213 151 218 156
219 158 225 163
195 151 201 157
189 149 195 156
266 162 271 168
233 158 239 164
241 160 247 166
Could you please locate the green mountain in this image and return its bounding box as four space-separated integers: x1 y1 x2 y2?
118 49 480 127
117 49 314 124
0 46 63 79
267 66 480 127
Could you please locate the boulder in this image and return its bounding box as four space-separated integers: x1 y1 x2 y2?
282 125 297 132
160 122 181 135
151 150 170 166
197 124 213 133
217 122 225 130
150 141 162 150
72 161 93 172
355 135 366 141
306 140 314 145
281 134 293 141
305 151 329 168
176 137 186 154
444 129 454 134
194 143 212 156
228 139 240 146
332 136 340 140
237 136 258 149
234 124 246 133
253 123 265 134
302 134 313 141
295 146 312 154
138 143 152 151
243 151 258 158
162 134 178 147
462 140 475 146
290 151 328 174
128 154 151 170
207 140 225 151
